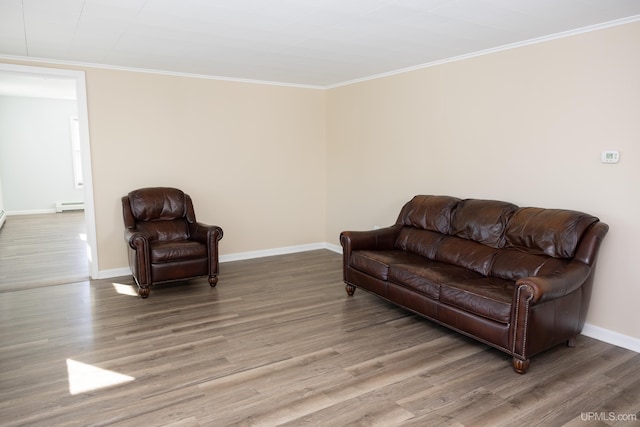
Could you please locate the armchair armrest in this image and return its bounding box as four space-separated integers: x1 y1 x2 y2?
191 222 224 244
124 230 151 286
515 261 591 304
124 229 151 251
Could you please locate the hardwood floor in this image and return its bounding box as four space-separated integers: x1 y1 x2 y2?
0 250 638 426
0 211 89 292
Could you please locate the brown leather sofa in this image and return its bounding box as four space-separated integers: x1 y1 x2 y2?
122 187 223 298
340 195 608 373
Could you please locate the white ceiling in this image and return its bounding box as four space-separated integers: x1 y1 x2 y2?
1 0 640 89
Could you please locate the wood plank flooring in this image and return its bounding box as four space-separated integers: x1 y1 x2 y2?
0 250 638 426
0 212 89 292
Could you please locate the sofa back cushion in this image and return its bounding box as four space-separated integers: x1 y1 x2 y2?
396 195 459 233
491 248 570 280
505 207 598 258
435 236 500 276
394 228 444 259
450 199 518 248
392 195 599 278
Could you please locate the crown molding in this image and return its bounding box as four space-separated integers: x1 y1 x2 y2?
326 15 640 89
0 53 325 90
2 15 639 90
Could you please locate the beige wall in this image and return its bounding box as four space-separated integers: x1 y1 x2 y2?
326 22 640 339
84 69 327 269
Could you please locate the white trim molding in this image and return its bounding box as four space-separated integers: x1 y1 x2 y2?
0 63 99 280
3 15 638 91
98 242 339 279
581 323 640 354
97 267 132 280
6 209 57 215
326 15 640 89
219 242 333 263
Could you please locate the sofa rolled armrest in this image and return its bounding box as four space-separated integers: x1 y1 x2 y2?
515 261 591 304
340 225 401 254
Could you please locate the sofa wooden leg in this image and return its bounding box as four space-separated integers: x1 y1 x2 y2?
512 357 530 374
345 284 356 296
208 275 218 287
567 337 576 347
138 286 150 299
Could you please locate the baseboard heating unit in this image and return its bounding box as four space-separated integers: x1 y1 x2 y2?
56 201 85 212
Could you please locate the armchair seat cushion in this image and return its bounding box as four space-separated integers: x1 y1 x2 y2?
150 240 207 263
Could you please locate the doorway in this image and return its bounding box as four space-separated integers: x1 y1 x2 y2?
0 63 98 283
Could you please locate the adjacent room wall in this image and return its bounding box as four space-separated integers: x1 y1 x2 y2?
0 95 82 213
325 21 640 340
0 170 4 229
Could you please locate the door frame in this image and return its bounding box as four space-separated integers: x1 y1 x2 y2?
0 62 99 279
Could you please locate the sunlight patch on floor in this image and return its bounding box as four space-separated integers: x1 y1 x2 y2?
66 359 135 395
112 282 138 296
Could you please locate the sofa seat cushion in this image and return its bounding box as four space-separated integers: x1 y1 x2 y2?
150 240 207 263
350 250 426 281
388 261 483 299
440 278 514 324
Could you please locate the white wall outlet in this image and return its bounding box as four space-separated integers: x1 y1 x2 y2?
601 150 620 164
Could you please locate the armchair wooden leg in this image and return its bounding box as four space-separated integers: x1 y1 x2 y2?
567 337 577 347
208 275 218 287
512 357 530 374
346 284 356 296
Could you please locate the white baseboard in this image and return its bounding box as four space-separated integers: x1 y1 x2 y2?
219 242 332 262
7 209 57 215
581 323 640 353
324 242 342 254
98 267 131 280
95 242 638 355
97 242 340 280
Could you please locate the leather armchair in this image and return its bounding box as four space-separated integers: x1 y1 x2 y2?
122 187 223 298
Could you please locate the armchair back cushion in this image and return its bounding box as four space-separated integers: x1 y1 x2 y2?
124 187 194 241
